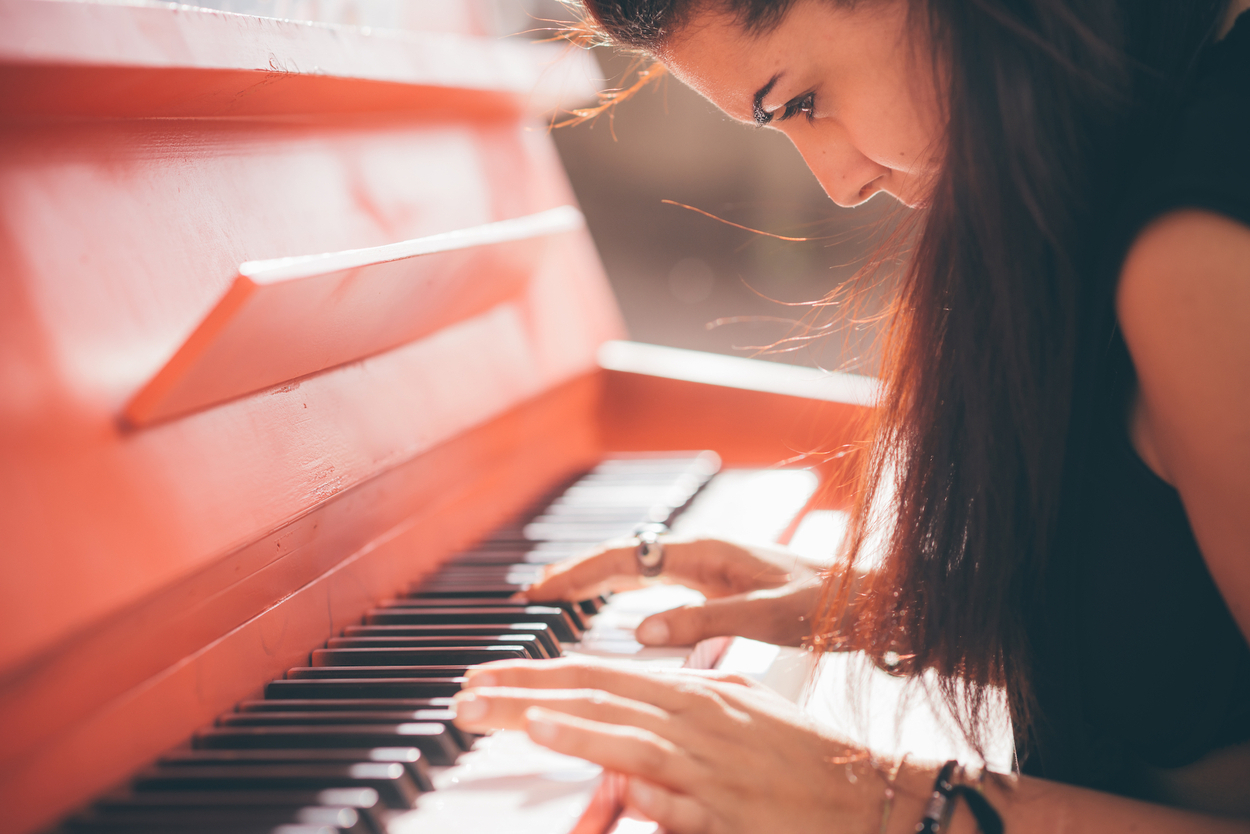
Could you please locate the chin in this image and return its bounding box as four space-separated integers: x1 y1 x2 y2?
867 189 923 210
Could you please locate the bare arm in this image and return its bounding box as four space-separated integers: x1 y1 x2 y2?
1117 209 1250 651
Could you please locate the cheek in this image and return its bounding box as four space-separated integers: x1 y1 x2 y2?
838 75 941 176
839 107 924 174
787 128 847 185
785 125 892 207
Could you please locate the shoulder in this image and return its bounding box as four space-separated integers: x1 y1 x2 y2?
1117 208 1250 467
1117 209 1250 368
1119 209 1250 313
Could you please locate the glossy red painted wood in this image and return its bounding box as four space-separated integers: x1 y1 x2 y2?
600 368 873 509
0 112 618 676
0 0 594 118
0 373 606 834
126 207 586 424
0 2 619 688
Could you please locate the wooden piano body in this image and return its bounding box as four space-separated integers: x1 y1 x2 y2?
0 3 872 831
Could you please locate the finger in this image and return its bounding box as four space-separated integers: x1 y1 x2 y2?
629 783 714 834
463 658 731 718
673 668 758 688
628 778 715 834
452 686 669 736
523 542 641 602
634 591 812 647
672 543 791 598
524 707 703 794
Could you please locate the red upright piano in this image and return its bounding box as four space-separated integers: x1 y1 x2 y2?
0 3 872 831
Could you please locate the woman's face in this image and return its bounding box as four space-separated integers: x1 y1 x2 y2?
660 0 943 208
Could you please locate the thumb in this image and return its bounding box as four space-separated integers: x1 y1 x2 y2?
634 596 760 646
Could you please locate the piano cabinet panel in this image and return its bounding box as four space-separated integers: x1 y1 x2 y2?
0 112 620 680
0 115 575 406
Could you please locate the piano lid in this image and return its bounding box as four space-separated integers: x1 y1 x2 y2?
0 0 601 118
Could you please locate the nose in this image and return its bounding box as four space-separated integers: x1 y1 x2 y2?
787 128 890 208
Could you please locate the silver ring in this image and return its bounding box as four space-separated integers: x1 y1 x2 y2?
634 522 668 578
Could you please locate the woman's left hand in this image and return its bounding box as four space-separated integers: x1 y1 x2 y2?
452 658 888 834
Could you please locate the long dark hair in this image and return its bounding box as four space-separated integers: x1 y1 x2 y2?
569 0 1228 759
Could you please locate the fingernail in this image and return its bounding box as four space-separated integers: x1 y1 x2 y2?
525 707 557 744
636 618 670 645
628 778 655 808
455 692 486 722
467 671 497 687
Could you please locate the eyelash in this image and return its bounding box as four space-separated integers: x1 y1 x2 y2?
780 91 817 123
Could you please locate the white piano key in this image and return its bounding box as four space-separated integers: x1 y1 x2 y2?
387 732 606 834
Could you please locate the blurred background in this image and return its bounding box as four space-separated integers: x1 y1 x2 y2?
187 0 902 375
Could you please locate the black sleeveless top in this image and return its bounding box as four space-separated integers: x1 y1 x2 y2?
1022 12 1250 795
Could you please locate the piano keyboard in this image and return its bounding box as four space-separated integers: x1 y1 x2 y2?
61 452 824 834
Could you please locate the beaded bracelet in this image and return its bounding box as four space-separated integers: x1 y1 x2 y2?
916 760 960 834
915 760 1004 834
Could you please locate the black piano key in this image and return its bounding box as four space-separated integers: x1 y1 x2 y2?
426 565 547 580
386 596 592 633
133 762 421 809
425 575 547 593
215 711 471 751
364 606 579 642
341 623 561 657
265 678 463 699
238 698 452 712
325 634 550 660
219 710 453 726
160 747 434 791
195 724 459 765
69 821 346 834
402 585 519 596
580 596 607 615
309 646 526 667
529 506 658 519
401 588 607 617
383 597 591 632
68 804 371 834
465 537 592 551
287 666 469 680
441 551 559 566
408 581 532 597
412 576 530 592
95 787 382 810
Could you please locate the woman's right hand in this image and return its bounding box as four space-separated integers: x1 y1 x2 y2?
523 537 826 647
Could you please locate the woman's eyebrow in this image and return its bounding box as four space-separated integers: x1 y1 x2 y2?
753 73 781 125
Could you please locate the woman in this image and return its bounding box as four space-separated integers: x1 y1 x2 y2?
452 0 1250 830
